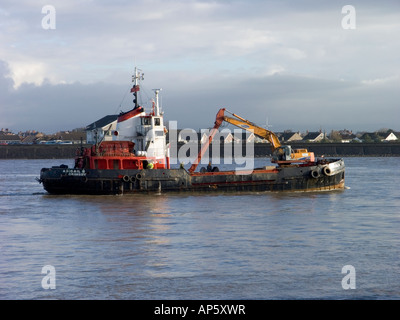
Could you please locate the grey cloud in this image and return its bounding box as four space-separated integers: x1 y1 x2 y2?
162 72 400 132
1 58 399 133
1 1 399 133
0 61 130 132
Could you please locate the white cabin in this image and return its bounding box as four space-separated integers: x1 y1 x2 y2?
113 68 168 166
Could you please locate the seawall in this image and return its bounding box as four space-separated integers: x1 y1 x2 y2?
1 142 400 159
0 145 86 159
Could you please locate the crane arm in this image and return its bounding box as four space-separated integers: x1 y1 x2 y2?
223 111 281 152
188 108 226 174
188 108 315 173
224 110 314 163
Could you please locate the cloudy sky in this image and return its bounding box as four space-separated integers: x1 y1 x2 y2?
1 0 399 133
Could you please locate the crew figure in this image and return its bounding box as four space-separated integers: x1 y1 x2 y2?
147 161 154 169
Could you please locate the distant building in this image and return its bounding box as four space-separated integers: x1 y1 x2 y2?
339 133 358 143
360 132 380 142
170 129 235 144
0 132 21 144
302 131 325 142
361 131 398 142
86 115 118 144
20 132 44 144
329 130 358 143
378 131 398 141
340 135 355 143
176 130 209 144
48 129 86 144
231 131 255 143
277 131 303 143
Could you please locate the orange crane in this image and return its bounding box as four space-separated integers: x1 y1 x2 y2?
188 108 226 174
188 108 315 174
222 109 315 163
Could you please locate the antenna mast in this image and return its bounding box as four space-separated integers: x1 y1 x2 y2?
131 67 144 109
152 89 162 116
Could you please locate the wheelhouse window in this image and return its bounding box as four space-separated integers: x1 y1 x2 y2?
141 117 151 125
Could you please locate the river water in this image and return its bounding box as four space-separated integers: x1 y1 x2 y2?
0 157 399 300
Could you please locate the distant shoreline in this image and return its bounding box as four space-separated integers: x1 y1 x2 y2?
1 142 400 160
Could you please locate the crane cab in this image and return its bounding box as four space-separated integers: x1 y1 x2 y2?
272 146 315 163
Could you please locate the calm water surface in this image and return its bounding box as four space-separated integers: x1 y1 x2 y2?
0 157 399 299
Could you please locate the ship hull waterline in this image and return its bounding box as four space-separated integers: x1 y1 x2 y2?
39 159 345 195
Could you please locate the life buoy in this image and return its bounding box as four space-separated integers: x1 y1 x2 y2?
122 175 130 182
129 176 135 183
136 173 142 180
323 167 332 176
311 169 320 179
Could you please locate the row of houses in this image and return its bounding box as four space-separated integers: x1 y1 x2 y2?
0 129 87 145
171 129 400 144
84 115 400 144
1 118 399 145
82 115 313 144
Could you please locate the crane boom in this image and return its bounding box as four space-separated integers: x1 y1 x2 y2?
223 112 281 152
223 110 314 163
188 108 226 174
188 108 315 173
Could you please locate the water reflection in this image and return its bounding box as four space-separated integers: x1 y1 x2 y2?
2 158 400 299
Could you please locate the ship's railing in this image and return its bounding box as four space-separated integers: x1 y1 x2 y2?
93 152 136 157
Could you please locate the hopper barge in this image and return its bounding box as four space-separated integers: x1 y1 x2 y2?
38 67 345 195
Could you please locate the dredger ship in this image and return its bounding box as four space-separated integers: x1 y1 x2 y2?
38 67 345 195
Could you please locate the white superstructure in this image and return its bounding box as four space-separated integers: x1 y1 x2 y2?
113 67 168 167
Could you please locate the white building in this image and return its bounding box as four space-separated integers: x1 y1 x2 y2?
381 132 398 141
86 115 118 144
